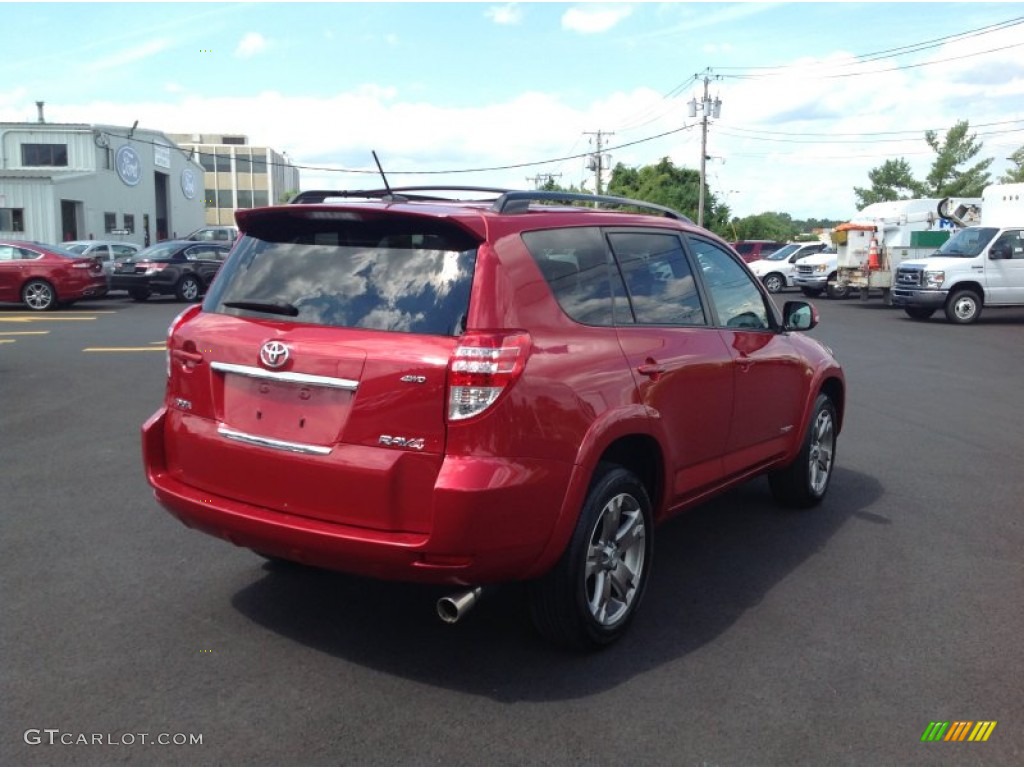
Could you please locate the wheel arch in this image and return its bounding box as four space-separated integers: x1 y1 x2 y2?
947 280 985 301
523 413 665 580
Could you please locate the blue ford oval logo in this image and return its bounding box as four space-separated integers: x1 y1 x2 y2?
115 145 142 187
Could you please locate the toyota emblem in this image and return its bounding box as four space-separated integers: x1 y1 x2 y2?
259 340 290 369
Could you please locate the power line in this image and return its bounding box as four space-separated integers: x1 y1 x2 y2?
715 14 1024 74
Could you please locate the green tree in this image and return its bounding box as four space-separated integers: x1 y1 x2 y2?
922 120 992 196
606 157 731 235
729 212 799 242
999 146 1024 183
278 189 299 203
853 158 926 209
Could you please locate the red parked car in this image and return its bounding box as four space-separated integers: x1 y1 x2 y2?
143 187 845 649
0 240 107 310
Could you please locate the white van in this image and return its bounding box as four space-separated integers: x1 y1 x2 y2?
890 184 1024 323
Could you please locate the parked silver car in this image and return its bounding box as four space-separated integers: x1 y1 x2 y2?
62 240 141 285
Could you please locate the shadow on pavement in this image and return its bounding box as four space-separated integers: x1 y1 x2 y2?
231 466 881 702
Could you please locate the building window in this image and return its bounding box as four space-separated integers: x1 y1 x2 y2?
253 190 269 207
235 153 252 174
214 153 231 173
198 151 216 173
217 189 234 209
0 208 25 231
123 214 135 234
251 156 267 174
22 143 69 167
204 188 217 208
222 136 246 145
104 213 117 233
236 190 253 209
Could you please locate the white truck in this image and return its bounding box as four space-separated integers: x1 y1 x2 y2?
890 183 1024 323
793 249 846 299
832 197 981 303
746 241 831 293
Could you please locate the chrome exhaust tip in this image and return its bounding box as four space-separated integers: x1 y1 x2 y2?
436 587 484 624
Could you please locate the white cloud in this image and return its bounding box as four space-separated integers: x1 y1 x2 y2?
486 3 523 26
235 32 267 59
562 5 632 34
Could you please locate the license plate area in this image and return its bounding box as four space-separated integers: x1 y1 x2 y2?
222 373 352 446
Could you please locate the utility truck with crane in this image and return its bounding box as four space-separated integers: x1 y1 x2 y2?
831 197 981 303
890 183 1024 323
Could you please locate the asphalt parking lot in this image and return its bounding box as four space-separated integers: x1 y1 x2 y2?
2 293 1022 766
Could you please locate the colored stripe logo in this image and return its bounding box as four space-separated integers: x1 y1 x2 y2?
921 721 997 742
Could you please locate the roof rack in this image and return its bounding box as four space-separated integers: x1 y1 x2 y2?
288 187 692 223
289 186 513 205
492 191 692 222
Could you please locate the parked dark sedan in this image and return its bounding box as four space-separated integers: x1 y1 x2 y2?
0 239 107 310
110 241 232 302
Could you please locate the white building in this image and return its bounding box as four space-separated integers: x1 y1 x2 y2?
166 133 300 227
0 114 206 246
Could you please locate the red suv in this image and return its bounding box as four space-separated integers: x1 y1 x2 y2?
143 188 845 649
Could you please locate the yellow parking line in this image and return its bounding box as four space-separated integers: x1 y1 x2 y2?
0 339 15 344
0 317 95 323
83 347 167 353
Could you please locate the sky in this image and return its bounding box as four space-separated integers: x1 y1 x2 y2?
1 1 1022 221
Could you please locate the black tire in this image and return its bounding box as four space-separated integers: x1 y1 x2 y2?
825 277 848 300
129 289 150 302
801 287 823 298
944 288 982 324
176 275 201 302
22 279 57 311
904 307 935 320
769 393 837 509
762 273 785 294
529 464 653 650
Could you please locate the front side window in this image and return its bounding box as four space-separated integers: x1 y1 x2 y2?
609 231 706 326
521 227 622 326
0 208 25 232
21 143 68 167
206 213 479 336
687 236 772 330
992 229 1024 259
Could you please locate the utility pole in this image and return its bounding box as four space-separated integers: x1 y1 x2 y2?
584 130 614 196
689 71 722 228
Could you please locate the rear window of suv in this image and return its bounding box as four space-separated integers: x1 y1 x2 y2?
204 212 479 336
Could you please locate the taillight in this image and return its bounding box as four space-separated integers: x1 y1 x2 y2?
447 331 531 421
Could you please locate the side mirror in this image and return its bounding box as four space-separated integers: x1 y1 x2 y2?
989 242 1011 260
782 300 818 331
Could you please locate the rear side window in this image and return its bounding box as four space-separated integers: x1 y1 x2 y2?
205 212 479 336
608 232 706 326
521 227 624 326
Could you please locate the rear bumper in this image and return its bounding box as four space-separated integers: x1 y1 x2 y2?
142 407 573 585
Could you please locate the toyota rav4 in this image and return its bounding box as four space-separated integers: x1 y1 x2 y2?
142 187 845 649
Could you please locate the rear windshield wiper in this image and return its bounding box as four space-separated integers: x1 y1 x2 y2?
223 300 300 317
